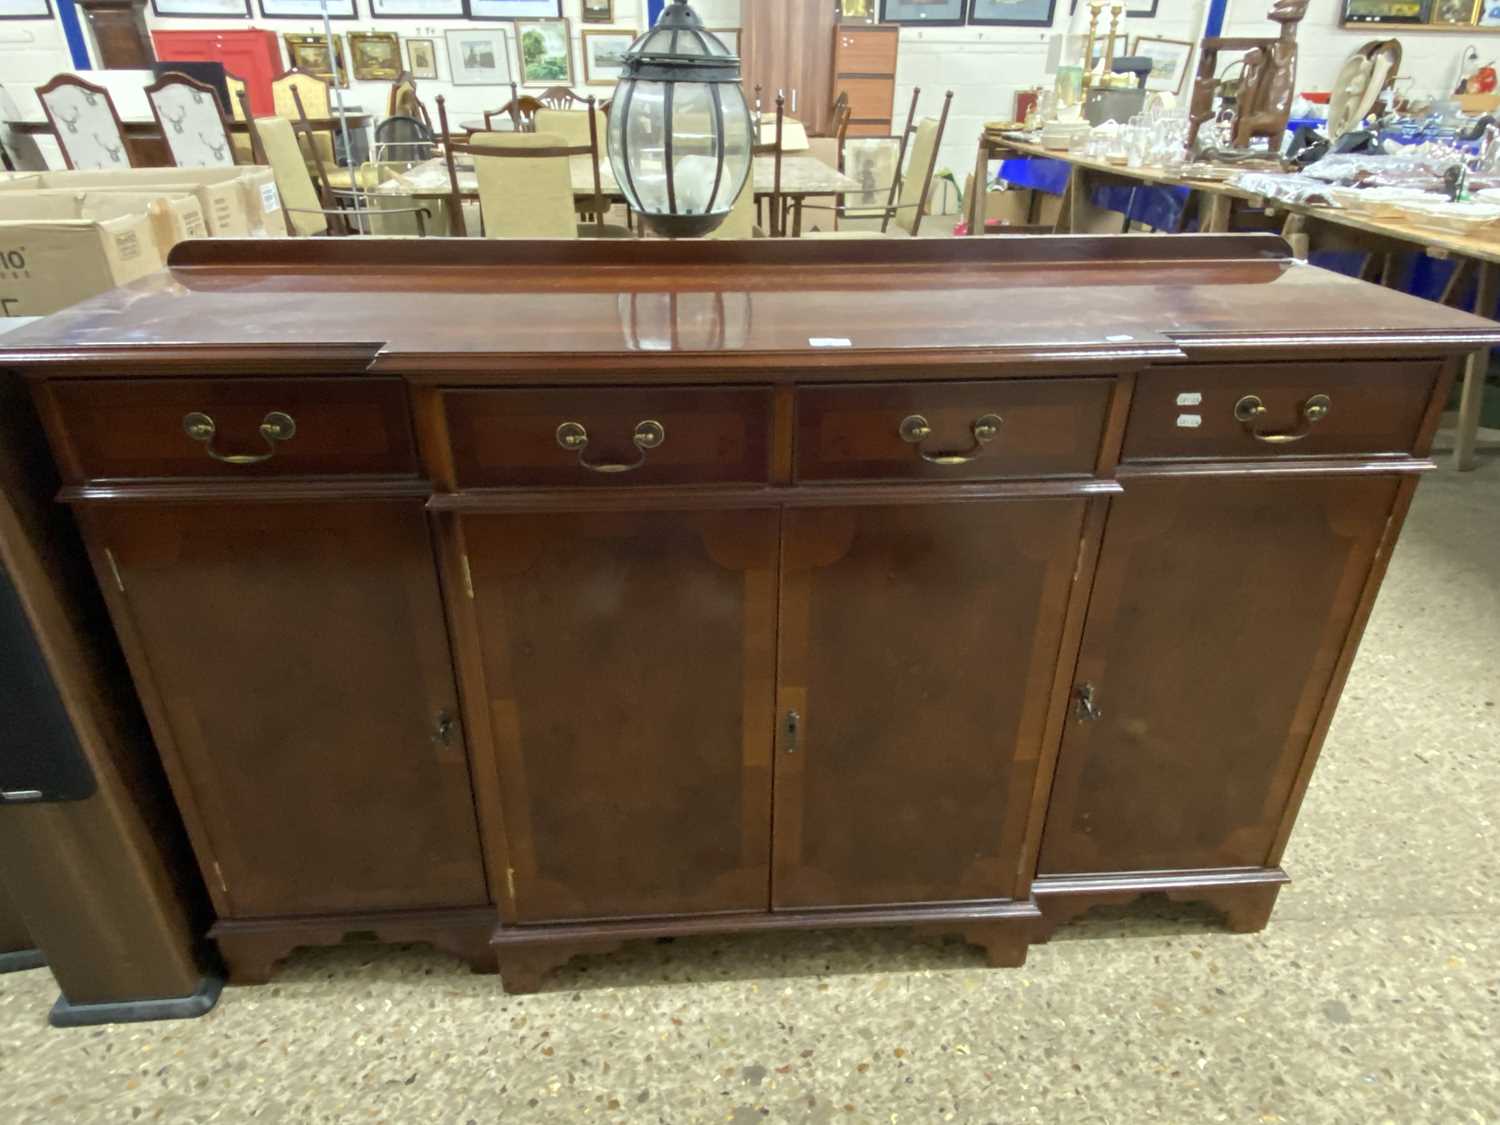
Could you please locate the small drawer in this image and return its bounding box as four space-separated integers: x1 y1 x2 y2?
1122 362 1439 461
443 386 772 488
45 378 419 482
795 379 1112 483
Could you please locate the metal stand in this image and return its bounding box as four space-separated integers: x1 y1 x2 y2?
49 974 224 1028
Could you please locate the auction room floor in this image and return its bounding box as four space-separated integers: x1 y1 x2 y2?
1 444 1497 1125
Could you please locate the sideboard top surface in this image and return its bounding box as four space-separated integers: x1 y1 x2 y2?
3 235 1497 378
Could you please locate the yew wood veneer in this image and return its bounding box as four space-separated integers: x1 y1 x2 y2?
1 235 1492 994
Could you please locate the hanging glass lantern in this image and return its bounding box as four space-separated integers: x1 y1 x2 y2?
606 0 753 238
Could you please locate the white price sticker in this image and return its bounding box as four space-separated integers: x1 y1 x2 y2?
1176 413 1203 429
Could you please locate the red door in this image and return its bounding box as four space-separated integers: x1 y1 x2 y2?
152 29 283 116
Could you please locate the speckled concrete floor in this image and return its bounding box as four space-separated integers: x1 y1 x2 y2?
1 454 1496 1125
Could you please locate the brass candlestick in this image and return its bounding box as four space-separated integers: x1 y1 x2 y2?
1082 1 1102 89
1102 2 1123 86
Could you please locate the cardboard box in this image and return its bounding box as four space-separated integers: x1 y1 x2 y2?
0 213 163 318
0 166 285 237
0 190 209 257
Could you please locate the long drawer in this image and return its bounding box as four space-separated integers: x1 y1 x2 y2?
794 379 1112 483
1122 361 1439 462
443 386 773 488
43 377 419 482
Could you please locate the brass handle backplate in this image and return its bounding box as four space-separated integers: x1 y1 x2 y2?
432 710 457 747
899 412 1003 465
1233 394 1330 445
1074 683 1102 723
183 411 296 465
556 419 665 474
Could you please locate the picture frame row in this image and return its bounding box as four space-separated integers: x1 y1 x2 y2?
143 0 570 21
872 0 1160 25
282 23 737 87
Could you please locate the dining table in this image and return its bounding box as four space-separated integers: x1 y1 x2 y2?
375 153 860 237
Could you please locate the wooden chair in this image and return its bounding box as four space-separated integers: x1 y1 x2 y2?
289 87 388 223
483 84 543 132
801 88 952 237
535 86 588 110
752 94 785 237
226 73 249 121
272 68 331 119
386 71 432 132
145 71 236 168
224 73 254 163
707 180 760 240
238 87 429 237
806 92 851 173
35 73 132 170
436 94 621 239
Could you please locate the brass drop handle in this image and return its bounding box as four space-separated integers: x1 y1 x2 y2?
556 419 665 474
1074 683 1102 723
898 412 1003 465
183 411 296 465
1233 394 1331 445
432 710 457 747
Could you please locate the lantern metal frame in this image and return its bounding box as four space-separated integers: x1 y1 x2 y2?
607 0 751 238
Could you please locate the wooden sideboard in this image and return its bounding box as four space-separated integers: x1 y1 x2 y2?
1 236 1491 994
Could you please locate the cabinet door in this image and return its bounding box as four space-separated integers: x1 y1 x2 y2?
774 500 1089 908
87 501 488 918
463 509 778 923
1038 475 1401 875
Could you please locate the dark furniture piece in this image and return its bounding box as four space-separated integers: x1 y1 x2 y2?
77 0 155 70
832 23 899 136
0 351 217 1024
0 884 42 974
152 60 233 116
1 235 1492 994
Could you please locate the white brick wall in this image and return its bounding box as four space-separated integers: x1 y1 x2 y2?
0 0 1480 196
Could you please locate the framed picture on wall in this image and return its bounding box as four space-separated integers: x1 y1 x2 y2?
445 26 515 86
348 31 402 81
1481 0 1500 24
1129 35 1192 95
258 0 355 18
968 0 1057 25
516 18 574 86
1125 0 1159 16
839 0 876 19
879 0 965 25
406 36 439 78
284 32 350 85
467 0 563 18
582 0 613 21
582 29 635 85
0 0 54 18
368 0 463 18
149 0 249 16
1430 0 1479 23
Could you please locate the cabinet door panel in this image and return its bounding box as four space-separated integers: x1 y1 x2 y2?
464 509 777 923
1038 475 1400 875
774 500 1088 909
89 501 488 918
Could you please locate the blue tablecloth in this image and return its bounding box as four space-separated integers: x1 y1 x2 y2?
995 152 1476 306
